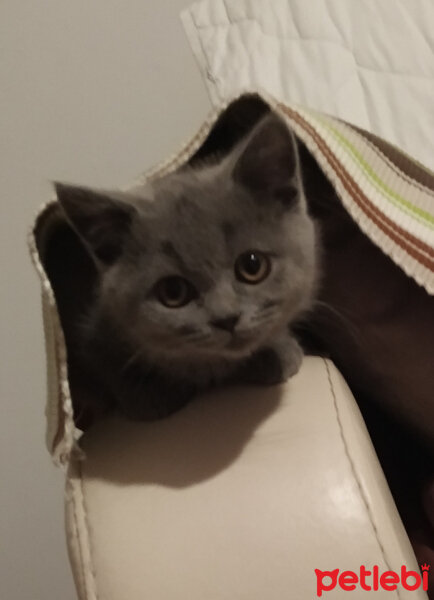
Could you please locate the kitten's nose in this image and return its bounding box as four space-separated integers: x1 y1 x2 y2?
211 314 240 333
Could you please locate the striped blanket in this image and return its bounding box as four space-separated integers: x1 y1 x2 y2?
277 101 434 296
29 90 434 465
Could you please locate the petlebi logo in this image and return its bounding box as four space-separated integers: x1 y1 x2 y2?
315 564 430 596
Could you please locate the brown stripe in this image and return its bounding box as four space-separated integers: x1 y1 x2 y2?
279 104 434 272
351 124 434 193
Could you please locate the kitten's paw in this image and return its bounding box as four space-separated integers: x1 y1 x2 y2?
278 336 303 380
238 348 285 385
239 336 303 386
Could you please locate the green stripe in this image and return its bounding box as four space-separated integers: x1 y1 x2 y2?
313 114 434 229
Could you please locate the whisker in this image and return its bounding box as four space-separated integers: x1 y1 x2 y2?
311 300 360 338
121 346 146 375
251 308 278 324
262 299 283 310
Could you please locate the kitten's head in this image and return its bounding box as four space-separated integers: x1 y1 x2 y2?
56 114 317 364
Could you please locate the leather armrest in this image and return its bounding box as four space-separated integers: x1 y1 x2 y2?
65 357 426 599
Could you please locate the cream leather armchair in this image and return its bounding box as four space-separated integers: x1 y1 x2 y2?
64 357 427 600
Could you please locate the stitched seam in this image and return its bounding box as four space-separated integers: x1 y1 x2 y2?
323 359 402 600
78 461 100 600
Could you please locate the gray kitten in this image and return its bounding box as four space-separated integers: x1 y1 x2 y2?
55 114 317 420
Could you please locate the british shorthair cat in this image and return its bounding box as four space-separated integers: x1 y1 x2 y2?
55 114 317 421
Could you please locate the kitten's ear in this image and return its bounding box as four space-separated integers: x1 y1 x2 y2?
54 183 135 265
233 115 301 207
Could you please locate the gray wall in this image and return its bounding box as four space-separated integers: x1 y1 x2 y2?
0 2 209 598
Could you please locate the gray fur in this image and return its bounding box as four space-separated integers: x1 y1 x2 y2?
55 114 318 420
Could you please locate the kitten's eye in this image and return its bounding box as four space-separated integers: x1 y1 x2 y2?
235 250 270 284
155 276 196 308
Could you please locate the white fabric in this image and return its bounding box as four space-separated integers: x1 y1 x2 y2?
181 0 434 170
